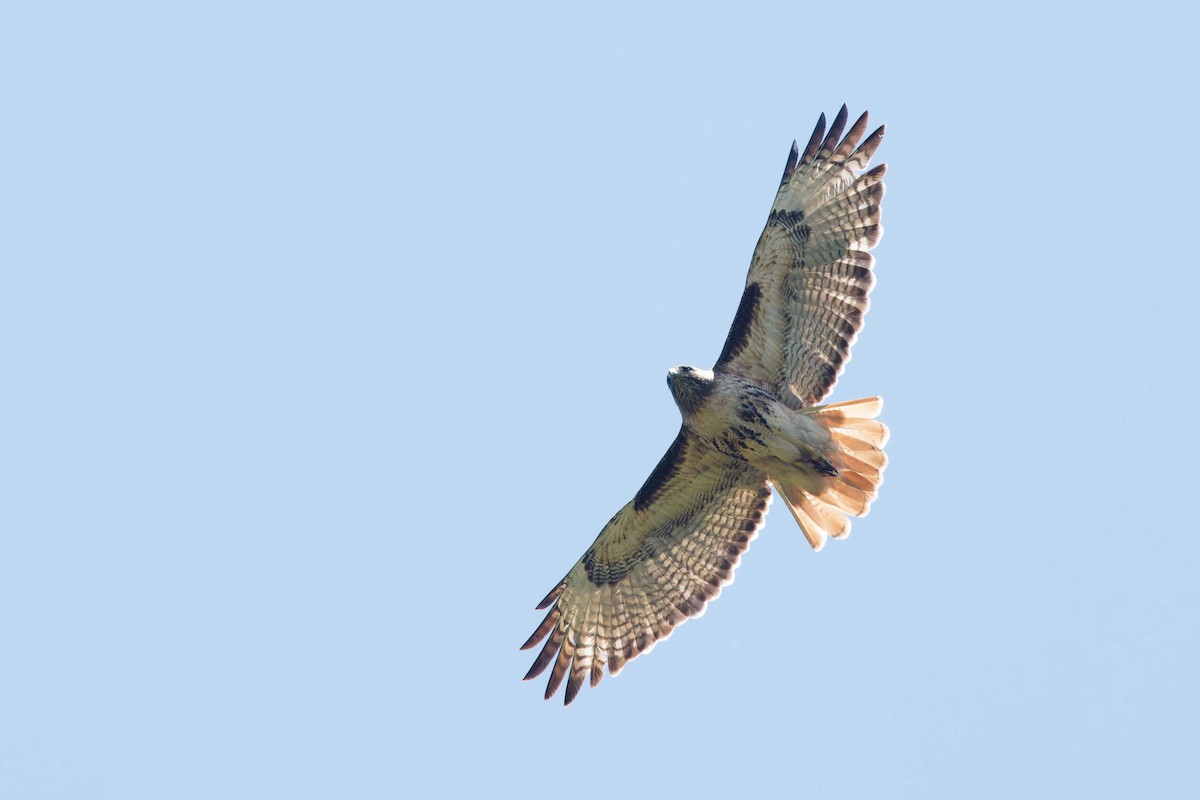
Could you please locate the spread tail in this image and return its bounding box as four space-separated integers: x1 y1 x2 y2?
776 396 888 551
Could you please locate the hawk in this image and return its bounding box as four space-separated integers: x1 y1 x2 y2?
523 106 890 704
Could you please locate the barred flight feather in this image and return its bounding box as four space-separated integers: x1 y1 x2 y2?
524 107 890 704
521 443 773 704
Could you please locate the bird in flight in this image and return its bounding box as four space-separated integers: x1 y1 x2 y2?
523 106 890 705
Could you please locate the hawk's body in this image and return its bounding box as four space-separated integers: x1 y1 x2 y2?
524 107 890 704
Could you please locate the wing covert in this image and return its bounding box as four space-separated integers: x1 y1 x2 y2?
522 431 771 705
716 105 886 407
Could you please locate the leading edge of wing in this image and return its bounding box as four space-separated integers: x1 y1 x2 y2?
717 106 886 403
521 432 772 705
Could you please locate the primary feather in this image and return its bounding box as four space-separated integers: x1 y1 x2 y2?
524 107 890 705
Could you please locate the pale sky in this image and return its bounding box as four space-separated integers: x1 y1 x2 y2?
3 2 1198 798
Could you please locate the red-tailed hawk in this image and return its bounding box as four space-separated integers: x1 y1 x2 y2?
523 106 890 704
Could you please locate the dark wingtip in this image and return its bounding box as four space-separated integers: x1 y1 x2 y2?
524 628 563 680
535 582 564 610
818 105 850 159
564 671 584 705
800 112 826 165
848 123 887 164
520 606 557 651
523 655 546 681
780 140 800 186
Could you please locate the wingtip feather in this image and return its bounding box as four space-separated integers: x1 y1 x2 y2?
524 627 564 681
800 112 826 165
536 582 565 610
520 606 559 651
817 105 850 160
780 140 800 185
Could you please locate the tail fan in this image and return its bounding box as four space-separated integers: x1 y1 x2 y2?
776 396 889 551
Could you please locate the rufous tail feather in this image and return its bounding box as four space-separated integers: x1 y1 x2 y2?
776 396 888 551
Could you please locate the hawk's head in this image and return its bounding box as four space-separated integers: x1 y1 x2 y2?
666 365 714 416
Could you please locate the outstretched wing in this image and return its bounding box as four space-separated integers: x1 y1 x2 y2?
716 105 886 407
522 431 771 705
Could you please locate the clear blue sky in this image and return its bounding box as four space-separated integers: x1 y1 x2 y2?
3 2 1198 797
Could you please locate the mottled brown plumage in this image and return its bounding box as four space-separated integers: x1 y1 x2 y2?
524 107 890 704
